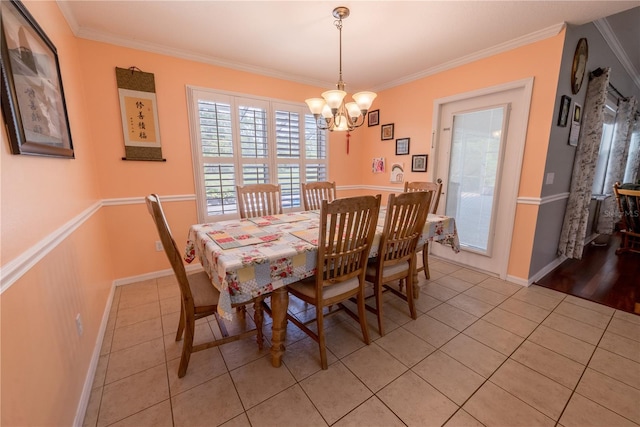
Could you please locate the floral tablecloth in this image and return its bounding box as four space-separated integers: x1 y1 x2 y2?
185 211 459 319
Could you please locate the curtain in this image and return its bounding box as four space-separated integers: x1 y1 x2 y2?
558 68 610 259
596 96 638 234
624 118 640 183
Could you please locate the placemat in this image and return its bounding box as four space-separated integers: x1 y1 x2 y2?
207 228 282 249
249 212 315 226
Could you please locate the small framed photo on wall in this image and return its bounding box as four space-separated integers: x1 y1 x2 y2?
412 154 428 172
381 123 394 140
395 138 410 155
557 95 571 127
368 109 379 127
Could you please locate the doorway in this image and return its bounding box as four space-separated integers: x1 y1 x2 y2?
430 79 534 279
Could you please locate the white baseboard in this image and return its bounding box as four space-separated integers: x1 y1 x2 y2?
527 254 568 285
113 263 203 287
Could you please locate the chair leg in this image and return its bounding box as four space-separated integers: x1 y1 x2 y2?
175 303 185 341
406 274 417 320
253 297 264 350
357 289 371 345
422 243 430 280
316 305 328 370
374 280 384 336
178 315 195 378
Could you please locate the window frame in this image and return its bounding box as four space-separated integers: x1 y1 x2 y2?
187 86 329 222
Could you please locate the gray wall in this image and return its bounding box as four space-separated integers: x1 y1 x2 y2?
528 13 640 278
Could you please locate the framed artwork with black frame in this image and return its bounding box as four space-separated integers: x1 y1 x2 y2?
557 95 571 127
0 0 74 158
412 154 427 172
381 123 394 140
395 137 410 155
367 109 379 127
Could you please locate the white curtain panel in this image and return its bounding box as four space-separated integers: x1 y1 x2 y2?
558 68 610 259
624 118 640 184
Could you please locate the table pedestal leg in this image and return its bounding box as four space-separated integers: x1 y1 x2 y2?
270 287 288 367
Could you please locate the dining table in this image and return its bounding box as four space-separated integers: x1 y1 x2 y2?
184 209 459 367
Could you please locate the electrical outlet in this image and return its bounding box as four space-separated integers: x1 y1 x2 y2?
75 313 83 337
155 241 163 251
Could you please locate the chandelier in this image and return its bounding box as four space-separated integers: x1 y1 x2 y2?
305 6 377 132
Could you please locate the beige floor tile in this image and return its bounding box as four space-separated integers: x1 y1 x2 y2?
554 300 612 329
342 342 407 392
542 312 605 345
589 348 640 390
378 370 458 427
443 409 485 427
564 294 616 316
109 400 173 427
440 334 506 378
422 282 460 301
446 294 495 317
463 381 555 427
449 268 489 284
599 331 640 363
283 336 338 381
375 325 436 367
219 335 272 371
82 386 102 427
576 368 640 424
402 314 458 348
430 260 463 275
220 413 252 427
92 354 109 390
246 384 328 427
510 340 585 389
230 355 296 409
413 350 485 405
481 307 538 338
559 393 639 427
476 277 522 296
115 301 162 329
105 338 165 384
528 325 596 365
100 327 114 356
171 373 244 427
463 319 524 356
159 296 180 316
411 293 444 313
161 311 180 336
499 298 550 323
607 317 640 342
118 284 159 310
435 275 477 293
157 279 180 300
163 322 216 362
512 287 563 310
614 310 640 325
527 285 567 301
427 303 479 332
323 321 369 359
98 365 169 427
111 317 163 352
333 396 404 427
300 362 372 425
463 286 509 306
373 297 413 329
166 346 227 396
490 359 572 420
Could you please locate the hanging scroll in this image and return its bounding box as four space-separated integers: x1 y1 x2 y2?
115 66 165 161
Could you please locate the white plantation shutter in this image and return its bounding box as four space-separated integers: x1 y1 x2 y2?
188 87 328 222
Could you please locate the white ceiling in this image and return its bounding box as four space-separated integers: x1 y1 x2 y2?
57 1 640 92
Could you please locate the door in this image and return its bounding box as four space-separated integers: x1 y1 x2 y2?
430 80 533 278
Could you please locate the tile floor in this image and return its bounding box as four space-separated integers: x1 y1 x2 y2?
83 259 640 427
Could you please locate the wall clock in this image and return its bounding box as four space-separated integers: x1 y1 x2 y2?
571 38 588 94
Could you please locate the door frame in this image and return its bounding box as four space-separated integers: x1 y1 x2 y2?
430 78 534 279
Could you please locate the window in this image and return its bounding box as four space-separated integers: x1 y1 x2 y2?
187 87 328 222
591 103 617 195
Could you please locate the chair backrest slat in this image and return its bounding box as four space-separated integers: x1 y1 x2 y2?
403 179 443 214
236 184 283 218
302 181 337 211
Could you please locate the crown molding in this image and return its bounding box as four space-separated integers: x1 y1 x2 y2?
594 18 640 91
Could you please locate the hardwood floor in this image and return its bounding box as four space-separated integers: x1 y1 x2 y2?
535 233 640 314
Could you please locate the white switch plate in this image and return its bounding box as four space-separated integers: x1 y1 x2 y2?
546 172 554 185
75 313 83 336
155 241 163 251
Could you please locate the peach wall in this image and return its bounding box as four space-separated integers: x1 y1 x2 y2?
356 34 565 278
1 2 114 425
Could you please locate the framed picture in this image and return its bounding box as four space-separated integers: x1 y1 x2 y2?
0 0 74 158
367 109 379 127
381 123 394 140
568 102 582 146
412 154 428 172
396 137 410 155
557 95 571 127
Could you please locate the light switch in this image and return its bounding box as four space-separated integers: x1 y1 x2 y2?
546 172 554 185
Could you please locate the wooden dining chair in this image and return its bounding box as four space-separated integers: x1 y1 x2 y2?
286 195 381 369
404 179 443 279
365 191 431 334
145 194 265 377
301 181 336 211
236 183 283 218
613 182 640 254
